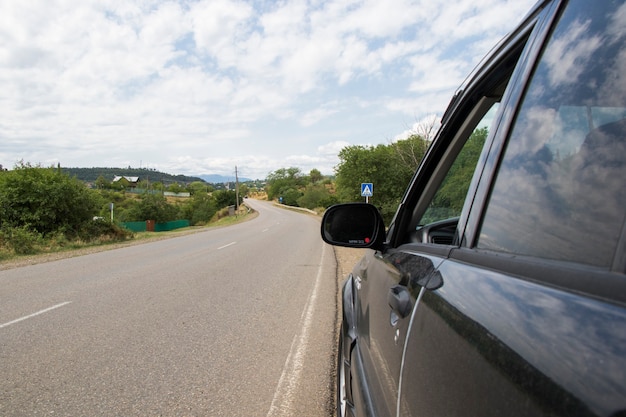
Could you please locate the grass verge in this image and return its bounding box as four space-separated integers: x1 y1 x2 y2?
0 207 258 269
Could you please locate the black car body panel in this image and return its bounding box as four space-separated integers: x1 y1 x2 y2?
400 256 626 417
323 0 626 416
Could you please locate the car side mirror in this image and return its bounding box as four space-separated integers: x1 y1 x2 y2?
321 203 386 250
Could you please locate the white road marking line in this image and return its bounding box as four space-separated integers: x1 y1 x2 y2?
266 244 326 417
0 301 72 329
217 242 237 250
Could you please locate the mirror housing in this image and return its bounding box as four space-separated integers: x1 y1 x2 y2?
321 203 386 250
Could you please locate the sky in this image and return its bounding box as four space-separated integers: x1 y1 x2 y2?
1 0 537 180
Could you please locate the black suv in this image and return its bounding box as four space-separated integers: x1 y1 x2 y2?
321 1 626 416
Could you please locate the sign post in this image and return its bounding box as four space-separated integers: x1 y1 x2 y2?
361 183 373 203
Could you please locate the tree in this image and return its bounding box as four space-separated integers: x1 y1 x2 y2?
127 194 178 223
281 188 303 206
266 167 305 201
391 134 430 172
181 194 217 225
432 127 488 213
334 135 429 222
213 190 237 209
151 181 165 192
187 181 211 196
297 183 335 209
309 168 323 184
409 115 439 142
95 175 110 189
0 162 101 236
238 183 249 198
167 183 185 194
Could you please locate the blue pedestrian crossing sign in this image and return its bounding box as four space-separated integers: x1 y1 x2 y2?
361 183 373 197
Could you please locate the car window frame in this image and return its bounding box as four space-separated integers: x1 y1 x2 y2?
409 96 499 232
474 0 626 270
461 0 562 249
388 5 549 256
448 0 626 302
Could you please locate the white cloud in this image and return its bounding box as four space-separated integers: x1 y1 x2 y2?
190 0 253 62
394 114 441 142
318 140 351 156
300 102 341 127
0 0 537 179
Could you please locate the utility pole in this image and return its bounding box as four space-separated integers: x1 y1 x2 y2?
235 165 240 211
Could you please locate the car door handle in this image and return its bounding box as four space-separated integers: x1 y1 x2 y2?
388 285 412 319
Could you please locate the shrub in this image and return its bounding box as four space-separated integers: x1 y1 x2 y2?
1 225 42 255
281 188 303 206
0 163 100 236
78 219 133 243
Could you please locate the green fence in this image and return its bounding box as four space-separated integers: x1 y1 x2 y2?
154 220 190 232
121 221 147 232
121 220 190 232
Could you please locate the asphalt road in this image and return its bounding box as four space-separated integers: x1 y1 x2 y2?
0 200 337 416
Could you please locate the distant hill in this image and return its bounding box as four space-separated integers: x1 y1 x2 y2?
62 167 257 185
62 167 206 185
199 174 252 183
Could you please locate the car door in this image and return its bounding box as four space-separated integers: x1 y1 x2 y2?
398 1 626 416
349 245 443 417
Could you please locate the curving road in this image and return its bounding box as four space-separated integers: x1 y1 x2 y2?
0 199 337 416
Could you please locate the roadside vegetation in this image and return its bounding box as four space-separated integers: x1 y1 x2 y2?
267 128 488 223
267 133 433 222
0 163 244 260
0 127 488 261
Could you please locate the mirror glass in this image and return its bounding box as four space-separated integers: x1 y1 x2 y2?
323 204 378 246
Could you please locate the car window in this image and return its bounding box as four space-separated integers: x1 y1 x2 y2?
419 104 498 227
406 33 534 247
478 0 626 268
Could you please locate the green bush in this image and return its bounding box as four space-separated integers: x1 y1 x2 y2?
78 219 133 242
47 230 70 249
124 193 179 223
297 184 334 209
0 162 100 236
181 194 217 226
281 188 303 206
1 226 42 255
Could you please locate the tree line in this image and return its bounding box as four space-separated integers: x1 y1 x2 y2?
266 134 432 222
61 167 205 185
266 127 488 223
0 128 487 258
